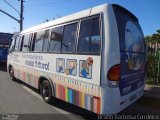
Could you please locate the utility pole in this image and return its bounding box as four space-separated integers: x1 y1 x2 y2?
19 0 24 31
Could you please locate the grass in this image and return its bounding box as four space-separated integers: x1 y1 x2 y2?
146 78 160 86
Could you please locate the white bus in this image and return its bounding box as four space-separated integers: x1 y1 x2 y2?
7 4 146 114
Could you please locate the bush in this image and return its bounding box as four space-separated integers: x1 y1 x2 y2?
146 53 160 85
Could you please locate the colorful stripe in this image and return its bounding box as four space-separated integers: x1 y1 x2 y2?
14 67 101 114
14 69 38 89
55 84 101 114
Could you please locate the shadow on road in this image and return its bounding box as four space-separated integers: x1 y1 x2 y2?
49 99 98 120
0 63 7 72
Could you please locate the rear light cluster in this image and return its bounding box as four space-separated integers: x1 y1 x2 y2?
107 64 120 87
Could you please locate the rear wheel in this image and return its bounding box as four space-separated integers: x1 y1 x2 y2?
40 80 54 103
9 67 15 81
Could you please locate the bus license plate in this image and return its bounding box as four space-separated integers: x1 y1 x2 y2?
130 94 137 102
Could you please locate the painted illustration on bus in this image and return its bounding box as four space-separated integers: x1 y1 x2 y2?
125 21 145 70
56 58 65 73
65 59 77 76
79 58 93 79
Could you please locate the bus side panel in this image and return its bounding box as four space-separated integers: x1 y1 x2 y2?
7 52 102 114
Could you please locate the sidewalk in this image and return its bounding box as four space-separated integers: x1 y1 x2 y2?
144 84 160 99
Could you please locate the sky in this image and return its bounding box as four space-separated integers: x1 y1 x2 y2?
0 0 160 36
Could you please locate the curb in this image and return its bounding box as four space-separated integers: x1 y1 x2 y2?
144 84 160 99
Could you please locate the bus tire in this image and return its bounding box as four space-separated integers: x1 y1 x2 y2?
9 67 15 81
40 80 54 103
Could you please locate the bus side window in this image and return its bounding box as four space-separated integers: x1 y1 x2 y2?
31 33 37 51
43 29 50 52
28 33 33 51
78 17 101 54
49 26 63 52
62 23 78 53
14 36 20 51
19 36 24 51
9 37 16 51
78 19 92 53
34 31 45 52
90 17 101 53
22 34 30 52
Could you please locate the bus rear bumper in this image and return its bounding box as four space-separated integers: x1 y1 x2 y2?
101 85 144 115
118 86 144 113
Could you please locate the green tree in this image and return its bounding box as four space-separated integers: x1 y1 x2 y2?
145 29 160 85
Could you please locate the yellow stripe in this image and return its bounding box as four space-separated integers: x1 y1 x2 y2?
65 88 68 102
81 92 85 108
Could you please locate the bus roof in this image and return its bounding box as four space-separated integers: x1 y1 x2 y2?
21 3 109 34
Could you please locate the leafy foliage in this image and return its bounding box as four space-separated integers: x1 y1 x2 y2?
145 29 160 85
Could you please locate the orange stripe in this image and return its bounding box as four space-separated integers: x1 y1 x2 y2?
93 97 97 113
97 98 101 114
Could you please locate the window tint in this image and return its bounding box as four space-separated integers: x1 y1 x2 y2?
49 26 63 52
62 23 78 53
43 29 50 52
78 17 101 53
22 34 30 52
34 31 45 51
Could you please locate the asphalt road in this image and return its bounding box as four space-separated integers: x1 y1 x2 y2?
0 63 160 120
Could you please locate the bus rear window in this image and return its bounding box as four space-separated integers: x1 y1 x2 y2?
113 5 146 53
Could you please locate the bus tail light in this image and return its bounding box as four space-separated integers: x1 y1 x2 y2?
107 64 120 87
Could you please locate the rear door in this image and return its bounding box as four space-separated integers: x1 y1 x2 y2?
113 5 146 96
